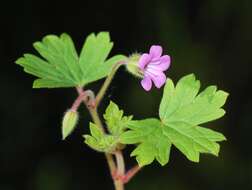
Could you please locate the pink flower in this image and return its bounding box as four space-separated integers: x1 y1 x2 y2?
138 45 171 91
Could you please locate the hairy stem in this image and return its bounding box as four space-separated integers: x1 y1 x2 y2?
76 61 128 190
88 106 123 190
88 108 104 132
71 89 86 111
76 87 123 190
95 61 126 108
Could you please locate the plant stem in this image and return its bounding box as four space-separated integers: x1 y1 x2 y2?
71 91 86 111
76 87 123 190
76 61 127 190
95 61 125 108
88 106 125 190
115 151 125 176
88 108 105 132
114 180 124 190
123 165 142 184
114 151 125 190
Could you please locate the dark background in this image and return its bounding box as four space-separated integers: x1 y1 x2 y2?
1 0 252 189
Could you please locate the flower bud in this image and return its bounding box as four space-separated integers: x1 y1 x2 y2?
125 53 144 78
62 110 79 140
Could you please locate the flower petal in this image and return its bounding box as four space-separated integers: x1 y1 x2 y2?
146 65 162 75
149 45 163 59
151 72 166 89
141 76 152 91
158 55 171 71
138 53 151 70
146 55 171 72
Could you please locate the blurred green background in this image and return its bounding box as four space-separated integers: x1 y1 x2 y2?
1 0 252 189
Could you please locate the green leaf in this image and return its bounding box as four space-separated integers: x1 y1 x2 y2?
121 74 228 166
80 32 117 84
84 102 132 153
103 101 133 135
159 74 228 125
163 122 226 162
16 32 127 88
32 33 81 88
79 32 126 85
121 119 171 167
84 122 118 153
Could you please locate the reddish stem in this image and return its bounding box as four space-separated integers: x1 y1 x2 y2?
112 165 142 184
123 165 142 184
71 91 86 111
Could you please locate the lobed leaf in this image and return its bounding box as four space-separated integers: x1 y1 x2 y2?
103 101 132 135
120 119 171 166
121 74 228 166
16 32 127 88
84 123 117 153
159 74 228 126
163 121 226 162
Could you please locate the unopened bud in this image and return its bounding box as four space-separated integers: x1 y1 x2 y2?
125 53 144 78
62 110 79 140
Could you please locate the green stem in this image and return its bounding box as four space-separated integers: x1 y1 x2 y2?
114 151 125 190
88 108 105 132
76 61 127 190
88 105 124 190
95 61 125 108
114 180 124 190
76 87 123 190
115 151 125 176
